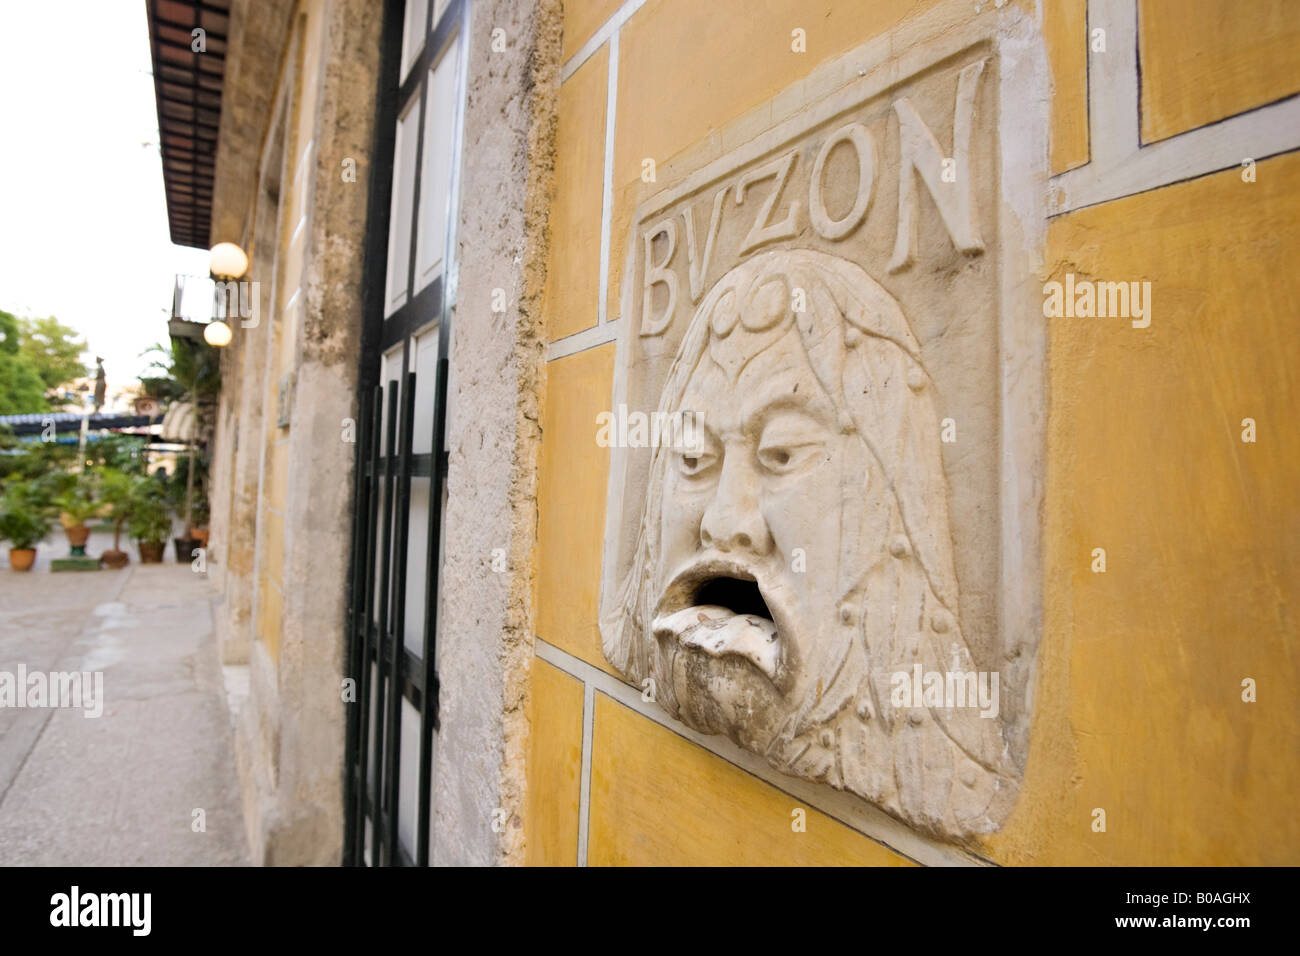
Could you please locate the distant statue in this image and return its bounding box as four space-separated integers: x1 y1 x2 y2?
93 357 106 413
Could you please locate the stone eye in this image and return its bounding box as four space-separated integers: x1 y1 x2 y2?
757 442 817 475
678 449 717 478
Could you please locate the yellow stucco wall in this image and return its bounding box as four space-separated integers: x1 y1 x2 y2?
990 153 1300 866
543 47 607 341
1138 0 1300 143
528 0 1299 865
525 658 584 865
589 695 914 866
253 4 323 665
1046 0 1088 173
534 344 617 675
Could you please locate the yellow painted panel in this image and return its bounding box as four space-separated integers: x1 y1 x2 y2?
258 578 283 663
279 247 304 312
563 0 625 60
544 47 607 342
261 507 285 589
1045 0 1088 173
525 658 585 866
267 440 290 513
589 694 915 866
987 154 1300 865
536 344 620 675
1139 0 1300 143
278 300 299 371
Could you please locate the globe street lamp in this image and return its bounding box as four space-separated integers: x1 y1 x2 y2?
205 241 249 348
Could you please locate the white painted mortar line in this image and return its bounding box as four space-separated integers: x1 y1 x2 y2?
1086 0 1138 172
1051 0 1300 213
545 319 620 361
560 0 648 84
577 679 595 866
1051 96 1300 214
597 30 619 327
534 638 990 867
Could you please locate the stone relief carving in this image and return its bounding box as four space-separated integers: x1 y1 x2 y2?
602 251 1016 838
599 15 1047 844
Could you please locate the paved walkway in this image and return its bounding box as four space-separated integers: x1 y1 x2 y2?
0 531 247 865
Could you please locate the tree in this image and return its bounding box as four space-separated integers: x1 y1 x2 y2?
18 315 88 393
0 310 48 414
143 337 220 531
143 338 220 400
89 433 148 475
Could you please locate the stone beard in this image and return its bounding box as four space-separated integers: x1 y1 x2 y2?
602 250 1018 840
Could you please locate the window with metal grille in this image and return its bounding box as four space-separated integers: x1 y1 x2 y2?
344 0 467 868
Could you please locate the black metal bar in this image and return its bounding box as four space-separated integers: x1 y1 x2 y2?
352 387 384 865
364 632 427 700
416 353 450 865
347 0 403 866
396 0 462 110
369 382 400 864
383 371 417 866
379 274 442 351
404 69 429 313
363 451 432 478
352 788 417 867
341 387 373 866
358 0 405 396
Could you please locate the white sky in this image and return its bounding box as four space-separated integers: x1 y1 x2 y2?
0 0 212 384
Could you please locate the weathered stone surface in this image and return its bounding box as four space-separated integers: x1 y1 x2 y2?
209 0 295 248
206 0 383 866
249 0 384 867
430 0 561 867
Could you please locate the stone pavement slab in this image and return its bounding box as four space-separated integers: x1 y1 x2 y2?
0 532 248 865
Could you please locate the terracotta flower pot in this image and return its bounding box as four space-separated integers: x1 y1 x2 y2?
138 541 164 564
8 548 36 571
101 549 130 569
64 524 91 548
190 527 210 547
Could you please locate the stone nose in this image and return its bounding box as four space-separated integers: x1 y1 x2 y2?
699 449 773 556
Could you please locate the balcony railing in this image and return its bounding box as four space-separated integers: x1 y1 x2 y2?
171 274 217 322
168 274 216 341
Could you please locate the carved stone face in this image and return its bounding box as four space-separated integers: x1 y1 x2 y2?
652 322 849 750
603 250 1017 838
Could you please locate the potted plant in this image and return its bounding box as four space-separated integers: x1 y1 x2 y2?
0 484 52 571
128 481 172 564
144 339 218 562
190 496 210 548
166 456 205 562
53 473 101 555
98 469 136 569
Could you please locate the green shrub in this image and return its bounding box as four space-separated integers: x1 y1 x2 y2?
0 484 52 549
52 471 103 525
127 481 172 544
99 469 139 550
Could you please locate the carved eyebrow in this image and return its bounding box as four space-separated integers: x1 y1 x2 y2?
675 401 724 446
742 387 834 438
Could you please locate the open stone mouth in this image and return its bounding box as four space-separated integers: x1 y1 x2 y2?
652 573 781 682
